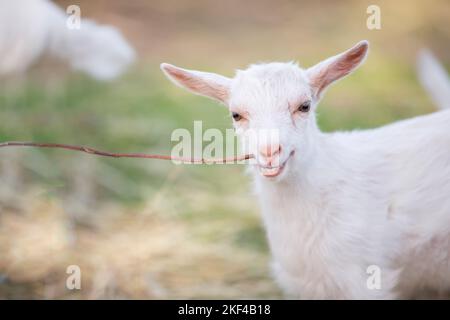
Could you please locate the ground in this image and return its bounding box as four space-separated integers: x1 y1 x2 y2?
0 0 448 299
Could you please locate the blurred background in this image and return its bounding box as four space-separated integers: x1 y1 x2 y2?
0 0 448 299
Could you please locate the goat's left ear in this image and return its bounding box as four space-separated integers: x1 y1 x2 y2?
306 40 369 99
161 63 231 104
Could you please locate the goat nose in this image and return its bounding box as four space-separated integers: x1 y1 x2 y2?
259 144 281 158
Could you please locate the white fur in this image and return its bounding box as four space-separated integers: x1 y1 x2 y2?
0 0 135 80
161 41 450 299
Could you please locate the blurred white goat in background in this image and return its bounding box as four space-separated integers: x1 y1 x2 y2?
417 49 450 110
0 0 135 80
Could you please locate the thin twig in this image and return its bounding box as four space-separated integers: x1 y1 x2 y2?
0 141 254 164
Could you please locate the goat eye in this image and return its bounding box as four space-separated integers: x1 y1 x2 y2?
298 101 311 113
232 112 243 121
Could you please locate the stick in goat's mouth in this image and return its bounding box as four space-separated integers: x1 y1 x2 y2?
0 141 254 164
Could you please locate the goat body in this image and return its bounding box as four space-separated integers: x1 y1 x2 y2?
161 41 450 299
257 109 450 299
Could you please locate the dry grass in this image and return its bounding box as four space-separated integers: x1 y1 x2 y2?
0 187 280 299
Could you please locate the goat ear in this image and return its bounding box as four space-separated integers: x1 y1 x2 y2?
306 40 369 99
160 63 231 104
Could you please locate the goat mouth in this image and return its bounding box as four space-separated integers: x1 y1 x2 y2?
258 151 294 178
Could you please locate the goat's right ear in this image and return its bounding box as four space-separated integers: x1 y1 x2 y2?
160 63 231 104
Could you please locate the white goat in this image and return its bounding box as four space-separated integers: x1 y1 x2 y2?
0 0 135 80
161 40 450 299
